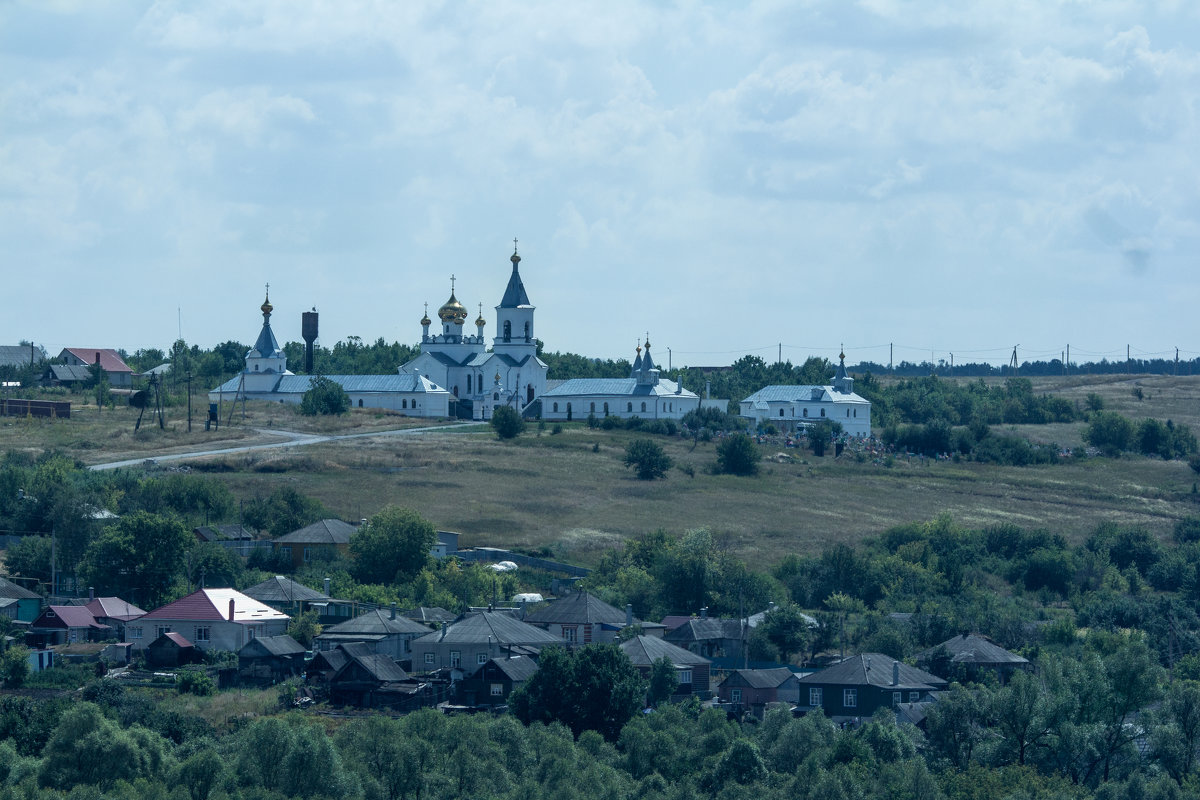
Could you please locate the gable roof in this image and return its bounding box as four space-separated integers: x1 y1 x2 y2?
799 653 947 691
524 591 632 627
720 667 797 690
919 634 1030 666
240 634 306 658
140 588 289 624
243 576 331 605
0 576 40 600
159 631 194 648
411 611 562 647
404 607 457 625
273 374 447 395
273 519 356 545
33 605 109 630
321 608 430 637
620 635 711 668
541 377 697 399
741 385 868 406
488 654 539 682
194 524 255 542
335 652 410 683
84 597 146 621
60 348 132 373
0 345 44 368
45 364 93 382
665 618 746 644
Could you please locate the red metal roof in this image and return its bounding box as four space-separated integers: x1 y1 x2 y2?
163 632 194 648
85 597 147 621
140 588 289 623
60 348 132 373
33 605 110 630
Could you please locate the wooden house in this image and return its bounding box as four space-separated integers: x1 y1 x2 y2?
619 635 712 700
797 653 947 722
272 519 356 569
717 667 801 718
455 654 538 708
238 634 307 684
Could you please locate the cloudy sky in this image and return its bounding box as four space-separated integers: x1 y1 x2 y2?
3 1 1198 369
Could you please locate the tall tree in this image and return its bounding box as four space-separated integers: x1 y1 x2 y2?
78 511 191 607
349 505 436 585
510 645 646 741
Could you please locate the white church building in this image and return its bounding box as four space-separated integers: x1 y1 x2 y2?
208 292 452 416
397 246 549 420
540 340 700 421
739 354 872 437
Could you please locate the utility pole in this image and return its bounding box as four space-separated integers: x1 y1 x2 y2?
1009 345 1019 376
889 343 893 375
1176 347 1180 376
186 372 193 432
1066 344 1070 374
949 352 953 377
778 343 782 364
667 347 672 372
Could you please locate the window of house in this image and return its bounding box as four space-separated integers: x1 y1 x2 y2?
303 547 312 562
809 687 822 706
567 403 572 414
731 688 742 703
909 691 920 703
358 399 363 407
843 689 857 708
779 409 784 417
128 626 142 640
195 627 211 643
491 683 504 696
503 321 511 342
155 625 172 638
280 546 292 559
678 669 692 684
477 652 488 665
467 375 472 393
563 627 577 643
424 653 435 665
641 402 646 412
603 403 608 415
846 409 850 417
803 408 808 417
854 409 857 417
590 402 595 413
627 402 632 412
893 691 901 706
402 399 407 409
820 409 825 417
450 652 461 668
553 403 558 412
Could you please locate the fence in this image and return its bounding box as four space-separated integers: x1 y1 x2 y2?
0 399 71 419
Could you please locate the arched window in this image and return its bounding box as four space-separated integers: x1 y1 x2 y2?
454 386 459 397
627 402 632 412
846 409 850 417
524 321 530 341
803 408 808 417
590 402 595 413
467 375 472 393
503 321 511 342
603 403 609 415
553 402 558 412
779 409 785 417
494 392 499 400
358 399 364 407
854 409 857 418
820 409 825 417
402 399 407 409
527 385 534 404
254 364 259 371
641 402 646 412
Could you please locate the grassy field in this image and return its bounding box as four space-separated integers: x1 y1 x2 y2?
5 375 1199 570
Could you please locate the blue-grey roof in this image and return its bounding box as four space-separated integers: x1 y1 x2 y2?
742 385 868 404
499 257 531 308
274 374 444 394
542 378 697 399
249 322 284 360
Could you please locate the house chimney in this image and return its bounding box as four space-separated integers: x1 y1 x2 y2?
390 603 397 620
892 661 900 686
625 604 633 626
700 606 707 619
228 598 235 622
324 577 331 596
88 586 94 601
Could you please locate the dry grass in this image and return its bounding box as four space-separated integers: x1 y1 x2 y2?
152 686 281 732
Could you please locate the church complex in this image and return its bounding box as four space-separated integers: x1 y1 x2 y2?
208 244 871 434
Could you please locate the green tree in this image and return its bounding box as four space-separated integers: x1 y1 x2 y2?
491 405 525 439
300 376 350 415
1152 680 1200 783
0 645 30 689
510 644 646 741
3 536 52 585
38 703 171 791
349 505 436 584
759 603 812 663
242 486 327 539
624 439 672 480
716 433 760 476
287 608 323 648
78 511 191 607
647 656 679 707
1083 411 1134 456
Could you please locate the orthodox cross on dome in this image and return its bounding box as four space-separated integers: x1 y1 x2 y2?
513 237 518 254
424 302 428 315
450 274 456 293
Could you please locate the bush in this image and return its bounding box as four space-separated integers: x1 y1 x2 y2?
624 439 672 480
716 433 760 476
176 668 215 696
1083 411 1134 456
490 406 525 439
300 376 350 416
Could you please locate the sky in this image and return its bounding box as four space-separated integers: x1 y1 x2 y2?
3 1 1199 370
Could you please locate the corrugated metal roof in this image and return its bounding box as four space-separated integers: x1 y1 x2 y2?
140 588 290 623
274 374 445 394
798 653 947 690
620 635 711 667
411 611 562 647
0 576 40 600
720 667 797 690
499 258 531 308
525 591 632 626
320 608 431 636
84 597 146 621
35 605 109 630
274 519 356 545
60 348 132 373
741 385 869 404
0 345 43 368
248 323 284 360
491 654 539 682
244 576 331 604
241 634 306 657
542 378 697 399
919 634 1029 666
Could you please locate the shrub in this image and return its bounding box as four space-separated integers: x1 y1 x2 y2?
490 406 525 439
551 423 563 435
1083 411 1134 456
624 439 672 480
716 433 760 476
176 668 215 696
300 376 350 416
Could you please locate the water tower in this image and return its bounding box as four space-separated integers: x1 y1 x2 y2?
301 308 318 373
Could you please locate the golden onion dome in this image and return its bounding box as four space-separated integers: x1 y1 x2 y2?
438 292 468 323
476 313 486 327
260 288 273 316
421 313 432 326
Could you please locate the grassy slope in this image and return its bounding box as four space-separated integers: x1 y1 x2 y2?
5 375 1199 570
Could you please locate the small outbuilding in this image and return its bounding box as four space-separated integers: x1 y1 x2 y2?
238 634 307 684
145 631 200 668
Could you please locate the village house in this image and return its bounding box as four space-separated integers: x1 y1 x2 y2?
241 575 356 625
131 588 289 652
717 667 802 718
28 605 111 646
455 653 539 708
917 633 1031 684
78 596 146 641
272 519 356 569
409 610 562 674
524 591 654 645
313 607 432 662
0 576 41 622
238 634 307 684
664 616 749 660
145 631 199 668
57 348 133 388
796 653 947 722
620 635 713 700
